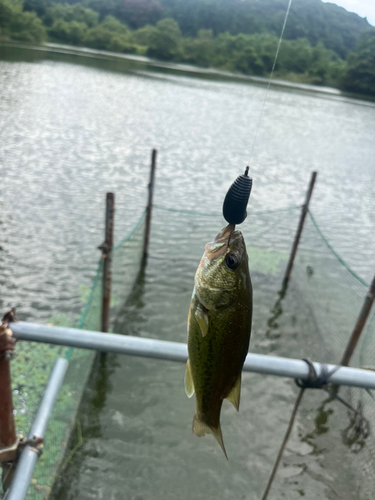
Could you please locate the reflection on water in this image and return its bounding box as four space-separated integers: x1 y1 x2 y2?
1 44 375 499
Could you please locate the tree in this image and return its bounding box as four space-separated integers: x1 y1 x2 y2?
182 29 214 67
116 0 162 28
340 30 375 96
49 19 88 44
84 24 115 49
100 15 129 34
44 3 99 27
147 17 182 60
0 0 47 42
108 33 136 52
84 16 135 52
233 45 264 75
0 0 19 31
131 24 157 46
157 0 373 60
277 38 312 74
23 0 49 17
10 10 47 41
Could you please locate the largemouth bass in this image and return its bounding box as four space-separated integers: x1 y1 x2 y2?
185 223 252 458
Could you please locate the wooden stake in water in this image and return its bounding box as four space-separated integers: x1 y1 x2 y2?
101 193 115 333
340 274 375 367
142 149 157 265
282 171 317 288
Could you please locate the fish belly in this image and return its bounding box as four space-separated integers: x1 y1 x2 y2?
188 297 251 430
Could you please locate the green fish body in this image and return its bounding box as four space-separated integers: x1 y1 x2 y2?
185 224 252 458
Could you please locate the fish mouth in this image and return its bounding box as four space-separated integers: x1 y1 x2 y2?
213 224 241 244
203 224 242 260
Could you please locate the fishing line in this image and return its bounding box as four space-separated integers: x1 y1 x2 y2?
247 0 293 168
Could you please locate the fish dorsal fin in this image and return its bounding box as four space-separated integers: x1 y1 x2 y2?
226 373 241 412
195 307 209 337
192 415 228 460
184 359 195 398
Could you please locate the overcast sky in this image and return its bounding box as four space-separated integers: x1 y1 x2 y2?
322 0 375 26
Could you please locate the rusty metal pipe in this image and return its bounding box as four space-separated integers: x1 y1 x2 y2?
0 358 16 451
0 321 17 489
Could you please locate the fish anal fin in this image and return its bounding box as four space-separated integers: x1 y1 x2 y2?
195 307 209 337
184 359 195 398
226 373 241 412
192 415 228 460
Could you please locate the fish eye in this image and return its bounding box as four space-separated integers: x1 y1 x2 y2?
225 253 239 270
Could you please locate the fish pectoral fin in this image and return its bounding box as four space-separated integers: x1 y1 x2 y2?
226 373 241 412
192 415 228 460
184 359 195 398
195 307 209 337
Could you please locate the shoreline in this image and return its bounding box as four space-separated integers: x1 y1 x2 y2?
2 40 375 107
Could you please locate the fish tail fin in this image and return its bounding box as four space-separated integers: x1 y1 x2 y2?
192 415 228 460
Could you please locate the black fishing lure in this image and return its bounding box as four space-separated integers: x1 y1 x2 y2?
223 167 253 225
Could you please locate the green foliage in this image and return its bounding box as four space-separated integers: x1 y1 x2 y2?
340 30 375 96
44 3 98 28
147 17 182 60
81 0 163 29
0 0 19 30
0 0 47 42
157 0 373 59
182 29 214 67
278 39 346 85
23 0 49 17
49 18 88 44
100 14 129 34
130 24 157 46
10 10 47 41
3 0 375 92
176 30 344 85
84 16 136 52
113 0 163 29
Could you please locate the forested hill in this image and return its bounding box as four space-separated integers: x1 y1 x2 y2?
2 0 375 95
75 0 373 58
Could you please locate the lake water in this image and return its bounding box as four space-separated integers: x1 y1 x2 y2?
1 44 375 499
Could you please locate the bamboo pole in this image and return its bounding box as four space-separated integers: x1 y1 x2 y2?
340 274 375 367
142 149 157 265
100 193 115 333
282 171 317 288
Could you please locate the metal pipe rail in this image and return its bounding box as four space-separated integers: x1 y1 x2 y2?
11 321 375 390
6 358 68 500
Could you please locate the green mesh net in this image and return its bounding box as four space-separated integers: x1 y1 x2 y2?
7 210 146 499
6 200 375 498
292 209 375 496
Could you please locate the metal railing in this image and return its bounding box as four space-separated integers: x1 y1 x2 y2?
5 358 68 500
11 321 375 390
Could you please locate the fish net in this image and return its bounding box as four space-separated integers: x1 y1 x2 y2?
7 210 146 499
115 202 375 497
292 210 375 497
6 197 375 498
